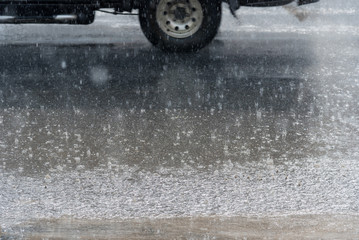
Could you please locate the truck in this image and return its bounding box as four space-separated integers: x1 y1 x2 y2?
0 0 319 51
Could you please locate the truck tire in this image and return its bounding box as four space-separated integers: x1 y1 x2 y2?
75 11 95 25
139 0 222 52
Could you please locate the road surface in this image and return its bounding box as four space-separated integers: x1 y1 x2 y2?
1 0 359 238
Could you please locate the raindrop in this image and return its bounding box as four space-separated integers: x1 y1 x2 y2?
61 60 67 69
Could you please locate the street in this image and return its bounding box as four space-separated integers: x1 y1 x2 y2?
1 0 359 238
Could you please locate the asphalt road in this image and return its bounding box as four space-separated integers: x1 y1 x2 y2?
1 0 359 238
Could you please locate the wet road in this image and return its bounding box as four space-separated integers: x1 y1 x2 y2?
1 0 359 238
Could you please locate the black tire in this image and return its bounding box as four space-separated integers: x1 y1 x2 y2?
75 11 95 25
139 0 222 52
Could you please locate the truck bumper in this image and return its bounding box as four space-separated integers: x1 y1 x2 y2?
228 0 319 13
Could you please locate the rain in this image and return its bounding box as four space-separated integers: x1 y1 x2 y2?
0 0 359 238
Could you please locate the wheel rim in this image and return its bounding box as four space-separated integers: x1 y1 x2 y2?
156 0 204 39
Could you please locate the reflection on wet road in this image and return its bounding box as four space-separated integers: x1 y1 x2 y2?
1 0 359 237
0 43 319 171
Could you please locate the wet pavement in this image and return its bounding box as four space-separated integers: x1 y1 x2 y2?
4 215 359 239
1 0 359 238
